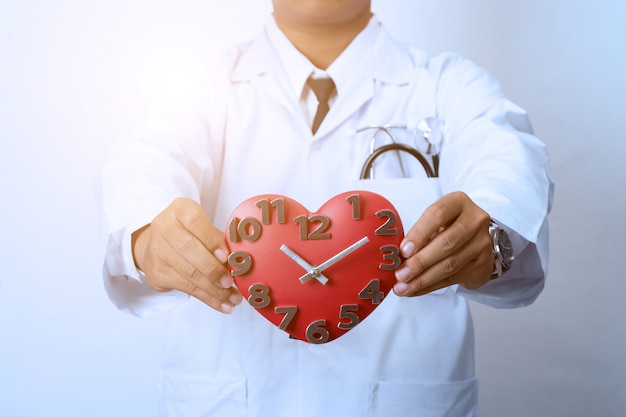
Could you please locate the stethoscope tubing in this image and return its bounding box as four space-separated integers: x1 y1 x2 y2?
360 143 436 179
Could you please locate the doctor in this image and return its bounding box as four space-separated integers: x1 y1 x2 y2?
101 0 553 416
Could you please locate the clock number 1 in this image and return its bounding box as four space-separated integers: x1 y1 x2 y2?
346 194 361 220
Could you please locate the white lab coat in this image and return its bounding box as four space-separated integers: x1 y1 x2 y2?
101 17 553 417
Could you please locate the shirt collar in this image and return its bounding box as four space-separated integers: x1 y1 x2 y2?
266 15 382 100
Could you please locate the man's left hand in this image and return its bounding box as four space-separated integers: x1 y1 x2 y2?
393 191 494 296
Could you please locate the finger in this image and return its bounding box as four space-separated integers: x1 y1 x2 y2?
171 198 229 263
399 192 465 259
396 219 472 283
148 252 243 313
151 201 232 288
394 232 490 297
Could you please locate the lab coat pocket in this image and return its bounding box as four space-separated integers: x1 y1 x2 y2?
369 378 478 417
159 372 247 417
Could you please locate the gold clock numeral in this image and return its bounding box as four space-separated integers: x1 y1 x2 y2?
248 283 271 308
358 279 384 305
306 320 330 344
379 245 401 270
256 198 286 225
337 304 360 330
346 194 361 220
274 306 297 330
228 217 262 242
228 251 253 276
375 210 398 236
294 214 331 240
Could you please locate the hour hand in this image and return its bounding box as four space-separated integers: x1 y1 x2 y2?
279 244 329 285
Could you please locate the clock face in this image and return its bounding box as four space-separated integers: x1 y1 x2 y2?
225 191 404 344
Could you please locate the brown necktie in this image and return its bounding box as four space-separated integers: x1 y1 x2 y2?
308 77 336 134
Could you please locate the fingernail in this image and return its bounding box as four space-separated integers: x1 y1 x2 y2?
221 303 234 314
229 293 243 305
214 248 228 264
220 275 234 288
394 282 408 296
395 266 411 282
401 241 416 258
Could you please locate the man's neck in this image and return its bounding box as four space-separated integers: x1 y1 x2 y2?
274 12 372 70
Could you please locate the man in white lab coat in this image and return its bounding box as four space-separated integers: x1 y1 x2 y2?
101 0 553 416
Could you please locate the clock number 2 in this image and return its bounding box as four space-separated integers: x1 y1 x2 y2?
375 210 398 236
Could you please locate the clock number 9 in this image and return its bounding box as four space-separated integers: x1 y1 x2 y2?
228 217 262 242
228 251 253 276
379 245 401 270
375 210 398 236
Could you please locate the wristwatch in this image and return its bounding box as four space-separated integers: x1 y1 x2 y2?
489 220 514 279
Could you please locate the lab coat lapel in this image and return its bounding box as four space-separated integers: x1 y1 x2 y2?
229 30 308 129
317 25 415 137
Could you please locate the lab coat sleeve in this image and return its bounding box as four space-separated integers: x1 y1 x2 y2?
432 53 554 309
99 58 228 317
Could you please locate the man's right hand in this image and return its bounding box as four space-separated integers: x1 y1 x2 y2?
131 198 243 313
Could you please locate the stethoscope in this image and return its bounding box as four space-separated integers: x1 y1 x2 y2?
357 118 444 180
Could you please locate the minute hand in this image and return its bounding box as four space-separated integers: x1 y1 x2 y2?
299 236 370 283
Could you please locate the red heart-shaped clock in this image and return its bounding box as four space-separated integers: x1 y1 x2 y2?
225 191 404 344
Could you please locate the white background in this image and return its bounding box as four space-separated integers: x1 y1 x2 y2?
1 0 624 416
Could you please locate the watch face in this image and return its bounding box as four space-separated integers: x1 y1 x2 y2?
225 191 404 344
497 228 514 268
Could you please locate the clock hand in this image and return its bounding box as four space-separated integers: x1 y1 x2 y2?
279 244 329 285
299 236 370 283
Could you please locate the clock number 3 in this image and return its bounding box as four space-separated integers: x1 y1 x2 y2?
379 245 401 270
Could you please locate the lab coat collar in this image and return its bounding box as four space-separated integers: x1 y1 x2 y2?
228 15 416 137
229 15 414 86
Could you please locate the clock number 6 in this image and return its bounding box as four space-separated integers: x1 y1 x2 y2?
306 320 330 344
